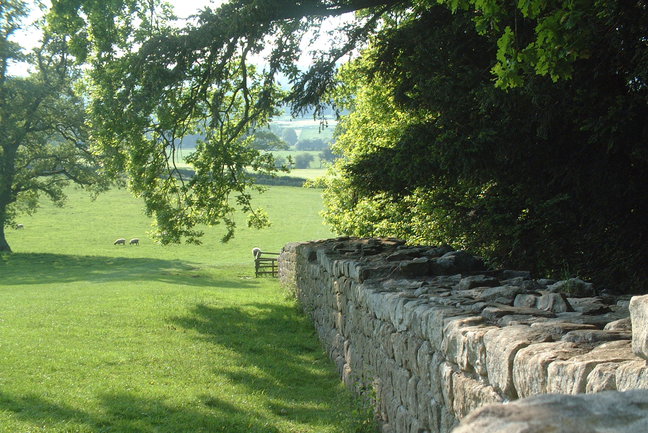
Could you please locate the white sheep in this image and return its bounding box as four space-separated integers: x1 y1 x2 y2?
15 224 24 229
113 238 126 245
252 247 261 258
129 238 139 246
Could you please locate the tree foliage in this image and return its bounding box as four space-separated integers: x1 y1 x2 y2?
0 0 109 252
324 2 648 290
281 128 298 147
249 130 289 151
42 0 648 289
294 153 315 169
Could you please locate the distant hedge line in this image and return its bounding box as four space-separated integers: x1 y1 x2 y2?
173 168 306 187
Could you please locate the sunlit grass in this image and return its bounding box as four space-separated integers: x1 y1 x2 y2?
0 186 375 433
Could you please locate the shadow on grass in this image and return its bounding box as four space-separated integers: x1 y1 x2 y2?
171 303 365 428
0 390 282 433
0 252 255 288
0 306 371 432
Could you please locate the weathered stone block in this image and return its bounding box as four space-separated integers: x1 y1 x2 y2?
629 295 648 360
451 372 502 420
616 360 648 391
442 316 495 376
483 326 553 398
586 362 620 393
547 340 636 394
451 390 648 433
423 306 468 351
279 238 648 433
513 341 586 398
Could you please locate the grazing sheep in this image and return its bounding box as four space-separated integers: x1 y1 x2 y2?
113 238 126 245
129 238 139 246
252 247 261 258
15 224 24 229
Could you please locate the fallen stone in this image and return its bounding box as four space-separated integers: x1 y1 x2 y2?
537 292 573 313
388 245 429 259
536 278 556 286
617 299 632 310
629 295 648 360
398 257 431 277
456 275 500 291
427 274 463 287
476 286 529 305
451 389 648 433
432 251 485 275
424 245 454 258
513 294 539 308
502 270 532 280
529 321 597 340
481 305 556 322
568 297 611 315
604 317 632 332
498 315 548 327
561 329 632 344
358 264 398 282
547 311 629 329
465 301 489 314
548 278 596 297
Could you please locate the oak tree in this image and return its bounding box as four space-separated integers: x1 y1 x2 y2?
0 0 108 252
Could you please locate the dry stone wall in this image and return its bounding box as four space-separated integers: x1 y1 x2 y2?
279 237 648 433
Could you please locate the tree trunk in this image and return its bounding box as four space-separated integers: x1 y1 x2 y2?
0 181 14 252
0 220 11 253
0 142 18 254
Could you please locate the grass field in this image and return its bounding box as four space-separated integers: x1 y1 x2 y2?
0 187 375 433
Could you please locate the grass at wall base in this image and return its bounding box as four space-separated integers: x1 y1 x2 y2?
0 186 376 433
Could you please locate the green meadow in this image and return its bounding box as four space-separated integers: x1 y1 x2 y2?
0 186 375 433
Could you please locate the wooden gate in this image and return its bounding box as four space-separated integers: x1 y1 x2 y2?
254 250 280 277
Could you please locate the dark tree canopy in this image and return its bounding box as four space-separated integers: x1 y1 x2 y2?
42 0 648 290
323 2 648 291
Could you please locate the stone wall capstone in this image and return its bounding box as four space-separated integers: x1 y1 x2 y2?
279 237 648 433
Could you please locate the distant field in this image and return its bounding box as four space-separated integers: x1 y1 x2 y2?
273 120 336 143
5 186 333 262
271 150 326 169
288 168 329 180
0 187 377 433
175 148 330 176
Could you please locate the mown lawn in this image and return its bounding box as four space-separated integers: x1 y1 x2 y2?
0 186 374 433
